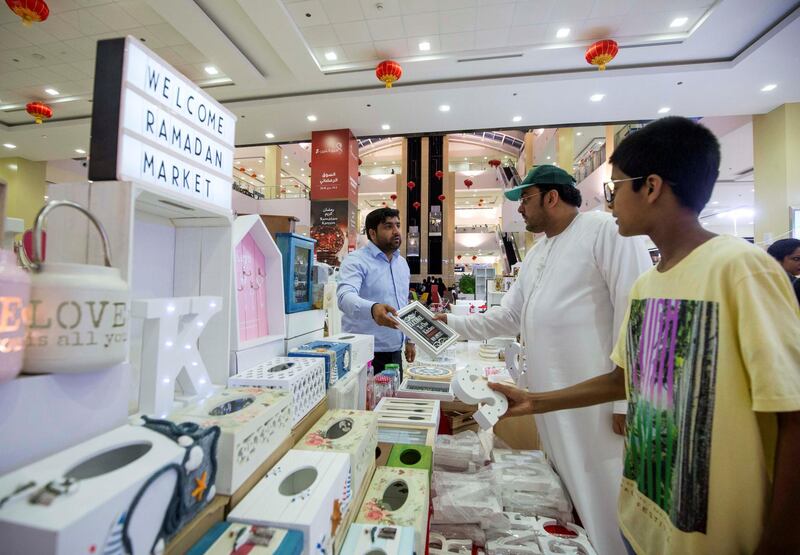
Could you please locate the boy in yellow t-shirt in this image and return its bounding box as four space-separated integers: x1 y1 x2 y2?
490 116 800 554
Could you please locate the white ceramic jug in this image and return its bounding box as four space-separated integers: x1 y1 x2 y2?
22 200 130 373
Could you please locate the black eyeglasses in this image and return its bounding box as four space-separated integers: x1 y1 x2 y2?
603 176 643 203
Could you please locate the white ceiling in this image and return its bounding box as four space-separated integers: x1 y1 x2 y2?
284 0 717 71
0 0 798 162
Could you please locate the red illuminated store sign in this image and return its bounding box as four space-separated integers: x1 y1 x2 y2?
310 128 358 202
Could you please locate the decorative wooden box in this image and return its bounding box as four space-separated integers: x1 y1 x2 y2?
0 425 186 555
377 425 436 447
187 522 303 555
169 387 292 495
341 523 416 554
373 397 441 429
230 215 286 367
326 332 374 373
386 443 433 476
328 368 361 410
356 466 430 555
228 449 352 555
289 340 351 388
295 409 377 497
397 378 454 402
228 357 326 426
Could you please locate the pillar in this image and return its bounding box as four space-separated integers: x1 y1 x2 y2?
522 131 535 174
263 145 282 197
0 157 47 229
753 103 800 243
442 136 455 285
556 127 574 171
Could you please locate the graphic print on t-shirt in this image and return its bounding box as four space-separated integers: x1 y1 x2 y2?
623 298 719 534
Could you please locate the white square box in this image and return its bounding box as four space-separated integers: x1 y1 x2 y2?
374 397 441 429
341 523 416 554
228 357 326 426
295 409 377 497
169 387 292 495
327 332 374 372
356 466 430 555
228 449 352 555
397 379 455 402
328 368 361 410
0 425 185 555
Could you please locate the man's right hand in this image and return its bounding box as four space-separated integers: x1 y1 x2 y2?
433 313 448 324
371 303 400 329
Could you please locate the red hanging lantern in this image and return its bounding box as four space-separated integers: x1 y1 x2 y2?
585 39 618 71
488 159 501 168
413 201 421 210
358 171 361 177
237 166 246 172
407 181 415 190
457 255 462 261
26 101 52 124
375 60 402 88
435 170 443 180
464 179 473 189
438 194 446 202
382 201 387 207
280 188 286 194
358 158 363 166
472 255 478 261
390 194 397 201
6 0 49 26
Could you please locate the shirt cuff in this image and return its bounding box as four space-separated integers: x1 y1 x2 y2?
447 314 466 336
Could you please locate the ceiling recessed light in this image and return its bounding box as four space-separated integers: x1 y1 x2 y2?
556 27 570 38
512 115 522 122
284 155 288 159
546 156 551 160
265 132 275 139
259 174 264 178
3 143 16 149
324 51 337 61
576 132 582 136
439 104 450 112
590 93 605 102
204 66 219 75
381 124 391 130
670 17 688 28
761 84 777 92
44 88 59 96
285 162 290 166
658 107 671 114
418 41 431 51
483 156 487 160
307 114 317 122
74 148 86 154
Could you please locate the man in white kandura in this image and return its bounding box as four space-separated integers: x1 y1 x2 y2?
436 165 651 555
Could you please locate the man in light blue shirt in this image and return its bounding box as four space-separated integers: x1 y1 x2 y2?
337 207 415 378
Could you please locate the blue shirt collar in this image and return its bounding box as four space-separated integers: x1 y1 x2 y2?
366 241 398 261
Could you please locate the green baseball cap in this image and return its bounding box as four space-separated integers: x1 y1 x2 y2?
504 164 576 201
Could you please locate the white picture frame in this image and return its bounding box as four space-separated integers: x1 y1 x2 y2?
392 301 460 357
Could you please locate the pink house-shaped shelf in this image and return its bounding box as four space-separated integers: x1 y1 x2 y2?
231 215 285 355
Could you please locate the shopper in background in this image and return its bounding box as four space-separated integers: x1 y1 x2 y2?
436 164 652 555
767 238 800 305
490 117 800 555
337 207 415 379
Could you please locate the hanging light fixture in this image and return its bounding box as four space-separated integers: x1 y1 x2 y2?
26 101 52 124
6 0 49 26
375 60 402 88
585 39 618 71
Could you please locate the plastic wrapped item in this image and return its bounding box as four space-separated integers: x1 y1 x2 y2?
430 524 486 548
493 462 563 494
502 490 573 523
434 431 489 472
492 449 548 465
429 532 473 554
485 528 543 555
431 468 505 527
533 519 597 555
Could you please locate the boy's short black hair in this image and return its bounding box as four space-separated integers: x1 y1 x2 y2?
609 116 721 213
364 207 400 242
533 183 582 208
767 238 800 262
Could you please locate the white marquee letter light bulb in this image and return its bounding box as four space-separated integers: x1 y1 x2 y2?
133 296 222 417
452 366 509 429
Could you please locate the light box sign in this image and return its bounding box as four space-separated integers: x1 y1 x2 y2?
310 129 358 202
89 36 236 210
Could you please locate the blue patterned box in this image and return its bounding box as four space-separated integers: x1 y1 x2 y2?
289 341 351 387
340 523 416 554
187 522 303 554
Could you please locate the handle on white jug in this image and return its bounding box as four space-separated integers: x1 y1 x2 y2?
29 200 112 271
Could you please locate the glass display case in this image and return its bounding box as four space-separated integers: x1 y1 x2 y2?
276 233 316 313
